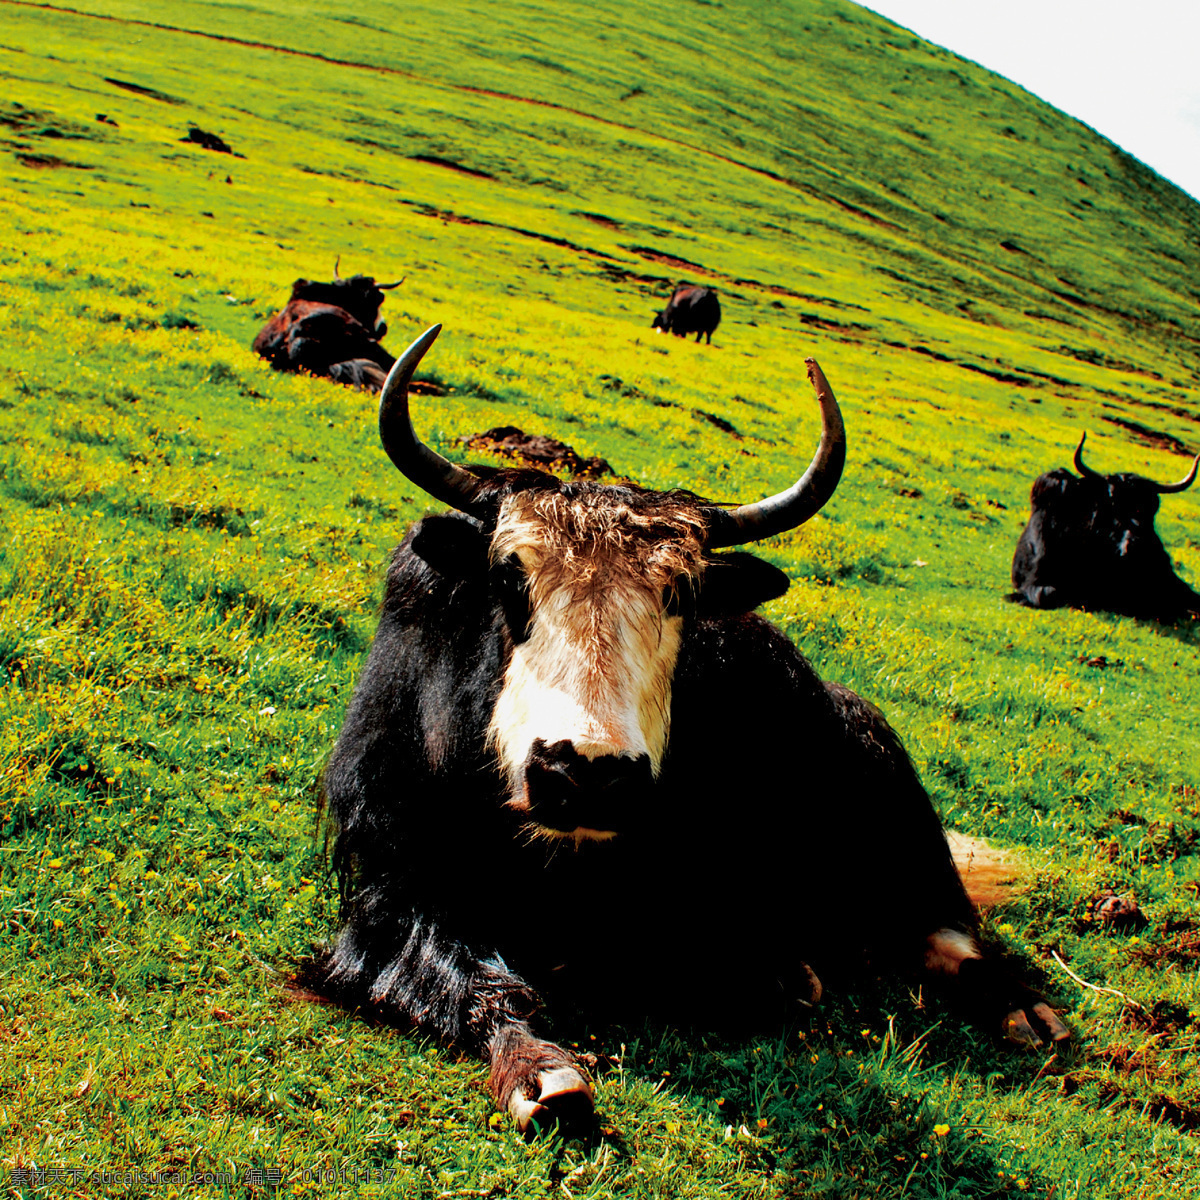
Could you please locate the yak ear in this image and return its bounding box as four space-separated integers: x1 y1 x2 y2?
410 514 490 580
697 552 790 615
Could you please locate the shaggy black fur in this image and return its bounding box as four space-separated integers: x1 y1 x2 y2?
309 471 1063 1128
651 284 721 344
1012 467 1199 619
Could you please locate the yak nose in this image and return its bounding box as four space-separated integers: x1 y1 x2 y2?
524 739 652 835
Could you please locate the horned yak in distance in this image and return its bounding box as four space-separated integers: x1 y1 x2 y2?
252 261 403 392
651 283 721 344
306 326 1068 1136
1012 433 1199 619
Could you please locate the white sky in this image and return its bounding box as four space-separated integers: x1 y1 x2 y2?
853 1 1200 202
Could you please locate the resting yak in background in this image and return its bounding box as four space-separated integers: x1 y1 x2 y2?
252 262 403 391
306 327 1068 1136
1012 433 1199 619
651 283 721 344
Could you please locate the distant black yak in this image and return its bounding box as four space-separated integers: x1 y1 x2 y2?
252 262 403 391
303 325 1068 1138
651 283 721 344
1012 433 1199 618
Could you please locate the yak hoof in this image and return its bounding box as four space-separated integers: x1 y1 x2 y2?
1002 1002 1070 1048
1001 1008 1041 1047
1033 1002 1071 1043
796 962 823 1007
508 1067 594 1138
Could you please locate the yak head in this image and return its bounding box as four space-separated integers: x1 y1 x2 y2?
650 284 693 334
379 326 845 842
290 259 404 337
1061 433 1195 534
1016 433 1199 617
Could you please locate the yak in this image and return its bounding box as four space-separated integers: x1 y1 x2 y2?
651 283 721 344
308 326 1068 1136
251 262 403 392
1012 433 1199 619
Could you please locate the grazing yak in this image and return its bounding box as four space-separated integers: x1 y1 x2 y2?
1012 433 1199 619
652 283 721 344
252 262 403 391
309 326 1067 1135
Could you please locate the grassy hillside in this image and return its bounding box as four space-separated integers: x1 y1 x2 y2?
1 0 1198 1196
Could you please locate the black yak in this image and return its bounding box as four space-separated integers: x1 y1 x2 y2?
251 262 403 391
1012 433 1199 618
309 326 1068 1135
651 283 721 344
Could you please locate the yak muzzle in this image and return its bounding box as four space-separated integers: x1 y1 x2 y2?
523 739 653 838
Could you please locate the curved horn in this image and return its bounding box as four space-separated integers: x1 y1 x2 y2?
379 325 486 514
377 276 406 290
1073 432 1103 480
333 255 341 280
704 358 846 548
1153 453 1199 494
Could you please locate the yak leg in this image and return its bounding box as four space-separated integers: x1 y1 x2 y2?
328 359 388 392
924 928 1069 1046
1021 583 1062 608
318 908 592 1135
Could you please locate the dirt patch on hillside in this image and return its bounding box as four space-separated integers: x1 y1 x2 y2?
462 427 611 478
17 153 94 170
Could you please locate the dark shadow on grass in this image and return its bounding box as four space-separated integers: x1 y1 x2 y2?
572 979 1072 1197
283 949 1070 1192
1004 591 1200 646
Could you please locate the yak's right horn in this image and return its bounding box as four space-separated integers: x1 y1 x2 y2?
1076 431 1198 493
703 358 846 548
1154 454 1199 494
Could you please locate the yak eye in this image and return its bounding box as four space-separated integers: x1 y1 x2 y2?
497 555 532 643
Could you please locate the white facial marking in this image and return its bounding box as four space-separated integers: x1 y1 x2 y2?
923 928 982 977
487 490 706 810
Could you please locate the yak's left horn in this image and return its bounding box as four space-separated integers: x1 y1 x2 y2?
333 255 341 279
377 276 406 290
704 358 846 548
1073 432 1103 480
379 325 486 515
1153 453 1199 494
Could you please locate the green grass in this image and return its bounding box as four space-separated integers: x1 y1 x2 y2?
1 0 1198 1195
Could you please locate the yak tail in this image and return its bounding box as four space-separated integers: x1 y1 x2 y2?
947 832 1025 910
